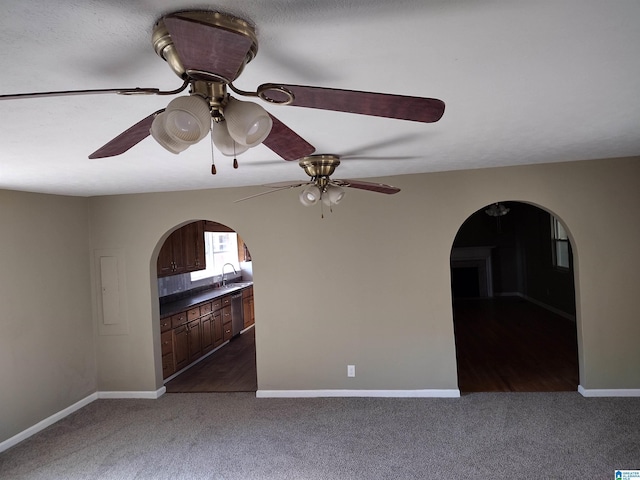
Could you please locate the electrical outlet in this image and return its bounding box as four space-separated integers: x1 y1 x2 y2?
347 365 356 377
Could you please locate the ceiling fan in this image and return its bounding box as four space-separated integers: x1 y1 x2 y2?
0 10 445 165
236 154 400 211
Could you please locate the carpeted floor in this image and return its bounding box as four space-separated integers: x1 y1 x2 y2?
1 392 638 479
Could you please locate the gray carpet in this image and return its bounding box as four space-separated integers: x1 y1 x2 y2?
1 392 638 479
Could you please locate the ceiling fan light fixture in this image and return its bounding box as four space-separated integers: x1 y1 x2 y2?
224 97 273 147
322 184 345 206
150 112 190 154
212 121 250 157
299 184 321 206
164 95 212 143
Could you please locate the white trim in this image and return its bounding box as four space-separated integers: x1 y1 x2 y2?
496 292 576 321
98 387 166 399
256 389 461 398
0 392 98 453
578 385 640 397
0 387 167 453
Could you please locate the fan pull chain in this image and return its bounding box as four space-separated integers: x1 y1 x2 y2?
233 141 239 169
210 119 217 175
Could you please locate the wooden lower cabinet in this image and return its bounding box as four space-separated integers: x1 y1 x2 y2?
161 287 254 380
222 306 233 341
187 318 202 361
212 311 224 348
173 325 189 371
242 286 255 329
201 314 214 354
161 330 174 378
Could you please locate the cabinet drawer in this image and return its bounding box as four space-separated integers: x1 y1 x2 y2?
160 316 172 333
242 286 253 298
171 312 187 329
200 302 212 315
161 330 173 356
212 298 223 311
223 322 233 341
222 295 231 307
187 307 200 322
222 305 232 325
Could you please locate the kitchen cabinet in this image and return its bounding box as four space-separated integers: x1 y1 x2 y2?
183 220 204 271
212 310 224 348
160 285 253 380
173 325 189 371
186 318 202 360
243 286 255 329
201 314 214 354
157 221 205 277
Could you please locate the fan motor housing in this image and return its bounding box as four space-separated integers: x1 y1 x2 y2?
299 155 341 178
152 11 258 83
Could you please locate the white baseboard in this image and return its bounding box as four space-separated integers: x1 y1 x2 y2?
98 387 166 399
0 392 98 453
256 389 461 398
578 385 640 397
0 387 166 454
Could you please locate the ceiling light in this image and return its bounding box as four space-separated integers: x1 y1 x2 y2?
211 121 250 157
150 112 190 154
322 184 345 206
150 95 211 154
485 202 510 217
224 97 273 147
299 185 321 206
164 95 211 143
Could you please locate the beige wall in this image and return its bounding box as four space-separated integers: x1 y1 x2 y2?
0 190 94 443
2 156 639 445
88 156 640 394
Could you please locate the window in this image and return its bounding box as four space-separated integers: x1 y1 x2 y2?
551 216 570 269
190 231 240 281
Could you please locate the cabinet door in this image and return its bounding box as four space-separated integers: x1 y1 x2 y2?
187 319 202 361
184 221 205 272
171 228 186 274
173 325 189 371
243 296 254 329
201 314 214 354
157 236 175 276
212 311 223 348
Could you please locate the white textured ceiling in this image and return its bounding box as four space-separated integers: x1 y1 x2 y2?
1 1 639 196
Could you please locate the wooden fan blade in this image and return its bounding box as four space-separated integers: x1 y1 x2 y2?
263 180 311 189
234 184 306 203
164 15 253 82
260 84 445 123
262 114 316 161
335 179 401 194
88 110 163 159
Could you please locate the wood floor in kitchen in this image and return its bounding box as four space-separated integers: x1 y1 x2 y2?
165 297 579 394
165 326 257 393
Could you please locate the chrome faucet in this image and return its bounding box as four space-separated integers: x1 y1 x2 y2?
221 263 237 286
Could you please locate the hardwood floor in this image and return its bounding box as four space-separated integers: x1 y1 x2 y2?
165 298 578 394
165 327 257 393
453 297 579 393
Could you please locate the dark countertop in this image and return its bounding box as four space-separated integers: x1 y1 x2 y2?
160 282 253 318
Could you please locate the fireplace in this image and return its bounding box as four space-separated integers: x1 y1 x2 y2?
450 247 494 298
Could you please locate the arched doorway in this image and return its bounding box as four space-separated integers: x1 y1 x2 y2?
155 219 257 392
451 202 579 392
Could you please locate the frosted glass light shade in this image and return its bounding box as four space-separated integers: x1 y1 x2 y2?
164 95 211 143
224 97 273 147
322 185 345 206
150 112 190 154
299 185 321 206
212 121 250 157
